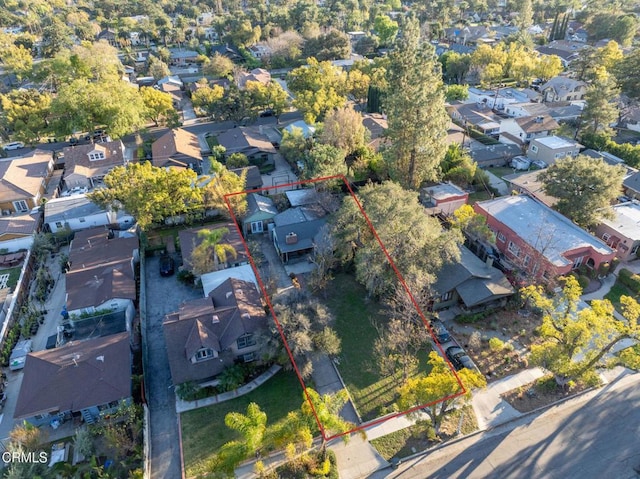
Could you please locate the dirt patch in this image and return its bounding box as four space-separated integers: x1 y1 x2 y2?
459 309 543 350
454 332 528 382
501 375 591 413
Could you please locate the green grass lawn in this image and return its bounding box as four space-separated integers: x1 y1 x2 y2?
468 190 494 204
486 167 515 179
604 278 638 311
325 274 431 421
0 266 23 290
181 370 303 477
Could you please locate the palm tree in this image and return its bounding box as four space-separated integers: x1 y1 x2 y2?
191 227 238 274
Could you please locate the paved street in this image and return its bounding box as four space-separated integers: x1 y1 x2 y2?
369 370 640 479
144 255 201 479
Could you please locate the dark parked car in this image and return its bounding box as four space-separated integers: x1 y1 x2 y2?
259 109 275 117
431 322 451 344
445 346 475 371
159 255 175 277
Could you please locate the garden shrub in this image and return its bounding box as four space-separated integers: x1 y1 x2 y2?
618 268 640 294
468 331 482 349
577 275 590 290
488 337 504 351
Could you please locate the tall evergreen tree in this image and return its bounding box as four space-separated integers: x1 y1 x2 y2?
382 16 449 189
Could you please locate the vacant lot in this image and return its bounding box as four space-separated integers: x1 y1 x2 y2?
501 375 591 413
325 274 431 421
181 370 303 477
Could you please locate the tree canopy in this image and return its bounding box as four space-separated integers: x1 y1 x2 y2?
522 275 640 386
538 155 625 228
382 17 449 189
331 181 462 297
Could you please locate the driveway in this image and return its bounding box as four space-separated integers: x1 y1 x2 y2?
144 255 202 479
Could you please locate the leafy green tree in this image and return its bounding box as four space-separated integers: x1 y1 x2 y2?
441 51 471 85
303 143 347 179
451 204 495 244
1 44 33 79
215 403 267 473
280 127 312 166
374 15 399 46
383 17 449 189
441 143 477 187
40 19 73 57
331 182 462 297
346 69 371 103
89 162 203 230
244 80 289 117
302 29 350 61
587 12 638 47
191 84 225 117
521 275 640 386
140 87 180 127
147 55 170 80
397 351 486 435
445 84 469 101
470 43 507 86
319 106 367 155
614 48 640 101
0 89 51 143
579 73 620 137
202 160 248 217
202 53 235 78
301 388 353 442
533 54 563 82
226 152 249 169
191 227 238 274
538 154 624 227
287 57 347 123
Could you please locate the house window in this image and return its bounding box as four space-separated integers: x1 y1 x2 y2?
79 218 86 223
441 291 453 301
523 255 531 267
507 241 521 257
251 221 263 234
497 231 506 242
195 348 214 361
242 352 256 363
12 200 28 212
237 334 256 350
602 233 611 242
526 133 532 139
530 145 538 153
55 221 63 228
572 256 584 269
542 270 550 280
88 151 105 161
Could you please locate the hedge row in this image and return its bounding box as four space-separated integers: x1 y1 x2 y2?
618 268 640 294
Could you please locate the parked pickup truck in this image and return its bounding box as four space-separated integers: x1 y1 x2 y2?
9 339 32 371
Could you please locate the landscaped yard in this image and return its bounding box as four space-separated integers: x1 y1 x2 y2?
181 370 303 477
486 166 516 179
370 405 478 461
467 190 494 204
325 274 431 421
0 266 22 290
603 278 638 312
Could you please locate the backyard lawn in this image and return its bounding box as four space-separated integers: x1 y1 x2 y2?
0 266 22 290
604 278 638 312
180 370 303 477
325 274 431 421
486 166 516 179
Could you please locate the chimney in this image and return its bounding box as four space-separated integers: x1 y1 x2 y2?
285 232 298 244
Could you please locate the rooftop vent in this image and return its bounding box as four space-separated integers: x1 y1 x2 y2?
212 314 220 323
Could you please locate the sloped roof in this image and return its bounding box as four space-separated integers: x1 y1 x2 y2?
45 195 105 223
503 171 558 207
62 140 125 182
434 247 514 308
274 217 327 254
14 332 131 419
152 128 201 168
229 165 262 190
0 213 37 237
0 149 52 202
163 277 267 384
515 115 559 133
216 127 276 155
246 193 277 217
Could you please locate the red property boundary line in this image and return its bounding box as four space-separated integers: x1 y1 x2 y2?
223 174 466 442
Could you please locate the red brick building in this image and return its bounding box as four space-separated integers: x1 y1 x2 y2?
474 195 615 282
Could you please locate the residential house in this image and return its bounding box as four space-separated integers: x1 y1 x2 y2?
230 165 263 191
503 102 552 119
242 193 278 236
237 68 271 89
582 149 637 179
272 205 327 263
469 144 523 168
210 44 243 62
499 115 559 146
66 228 139 325
283 120 316 139
163 277 268 385
179 223 249 273
96 29 117 47
546 103 584 122
444 25 492 46
0 213 38 252
536 41 587 66
431 246 514 311
14 332 131 427
45 195 134 233
623 171 640 198
362 113 388 151
152 128 202 171
157 76 184 106
216 127 277 164
248 44 272 59
201 264 259 297
420 183 469 216
169 48 199 66
467 87 533 111
595 201 640 261
474 195 615 282
62 140 127 189
446 102 502 138
503 171 557 207
527 136 582 165
0 150 54 214
539 76 587 103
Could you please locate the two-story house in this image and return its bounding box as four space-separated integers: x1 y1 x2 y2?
499 115 559 146
446 102 503 138
62 140 127 189
474 195 615 282
539 76 587 103
595 201 640 261
0 150 54 214
527 136 582 165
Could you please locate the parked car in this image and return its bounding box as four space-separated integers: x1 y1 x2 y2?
85 129 107 141
431 322 452 344
259 109 275 117
9 339 32 371
3 141 24 150
530 159 547 169
159 255 175 277
445 346 475 371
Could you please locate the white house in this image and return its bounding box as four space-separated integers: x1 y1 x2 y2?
45 195 134 233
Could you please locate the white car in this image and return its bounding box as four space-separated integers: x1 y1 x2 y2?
61 186 89 197
3 141 24 150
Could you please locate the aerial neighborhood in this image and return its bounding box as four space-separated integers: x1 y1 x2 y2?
0 0 638 477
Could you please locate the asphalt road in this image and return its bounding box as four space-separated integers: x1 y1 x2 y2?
144 255 202 479
370 371 640 479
